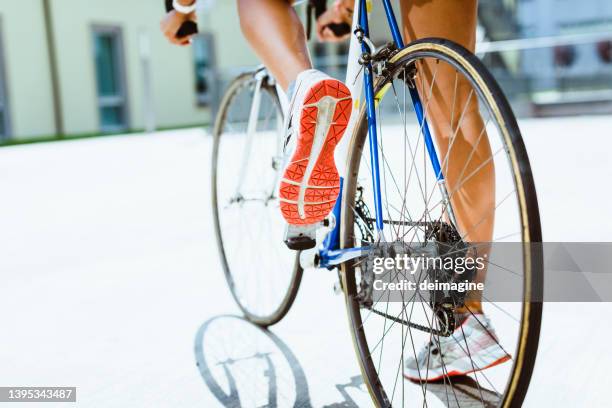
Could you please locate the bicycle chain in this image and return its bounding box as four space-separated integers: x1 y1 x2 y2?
365 305 451 337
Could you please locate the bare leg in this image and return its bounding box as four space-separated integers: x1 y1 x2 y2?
237 0 312 90
400 0 495 314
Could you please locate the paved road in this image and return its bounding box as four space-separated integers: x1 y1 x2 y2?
0 115 611 407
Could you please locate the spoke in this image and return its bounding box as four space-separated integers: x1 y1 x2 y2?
389 284 410 404
416 111 492 242
465 304 512 365
390 63 441 239
440 89 476 181
423 146 504 218
457 322 487 403
377 272 393 374
449 71 459 138
378 102 402 239
481 256 523 279
440 188 516 256
481 294 520 323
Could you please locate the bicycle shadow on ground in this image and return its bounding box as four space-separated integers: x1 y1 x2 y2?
412 375 501 408
194 315 368 407
194 315 312 407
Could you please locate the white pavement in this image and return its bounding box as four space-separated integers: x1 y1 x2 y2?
0 115 611 407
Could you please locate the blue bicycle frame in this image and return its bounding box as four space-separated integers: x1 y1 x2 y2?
318 0 444 268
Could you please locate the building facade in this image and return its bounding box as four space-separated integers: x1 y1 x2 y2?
4 1 608 143
0 0 257 143
518 0 612 102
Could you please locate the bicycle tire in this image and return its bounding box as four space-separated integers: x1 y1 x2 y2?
212 71 304 327
340 38 542 407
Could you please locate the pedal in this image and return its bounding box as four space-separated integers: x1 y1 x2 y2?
284 223 319 250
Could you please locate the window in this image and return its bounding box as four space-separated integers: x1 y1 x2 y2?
0 19 10 140
93 27 128 132
193 33 216 106
597 41 612 64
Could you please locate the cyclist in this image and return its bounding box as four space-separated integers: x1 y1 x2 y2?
161 0 508 382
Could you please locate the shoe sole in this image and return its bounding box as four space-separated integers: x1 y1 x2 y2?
403 354 511 383
279 79 352 225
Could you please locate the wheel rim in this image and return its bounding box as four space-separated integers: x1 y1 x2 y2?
213 75 301 324
342 44 541 407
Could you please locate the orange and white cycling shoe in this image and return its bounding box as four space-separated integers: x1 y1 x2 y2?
279 69 352 250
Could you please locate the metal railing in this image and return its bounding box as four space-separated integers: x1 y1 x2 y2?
210 31 612 119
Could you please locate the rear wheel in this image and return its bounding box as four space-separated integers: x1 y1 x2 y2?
340 39 542 407
212 70 303 326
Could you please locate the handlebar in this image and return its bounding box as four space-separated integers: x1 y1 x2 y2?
165 0 199 38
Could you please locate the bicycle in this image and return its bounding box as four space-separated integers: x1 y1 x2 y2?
206 1 543 406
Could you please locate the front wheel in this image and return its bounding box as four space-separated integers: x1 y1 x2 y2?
212 71 303 327
340 39 542 407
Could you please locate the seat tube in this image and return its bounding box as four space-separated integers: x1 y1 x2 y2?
364 72 384 233
360 0 384 233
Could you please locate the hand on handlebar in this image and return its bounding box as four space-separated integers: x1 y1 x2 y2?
316 0 353 42
160 9 197 46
